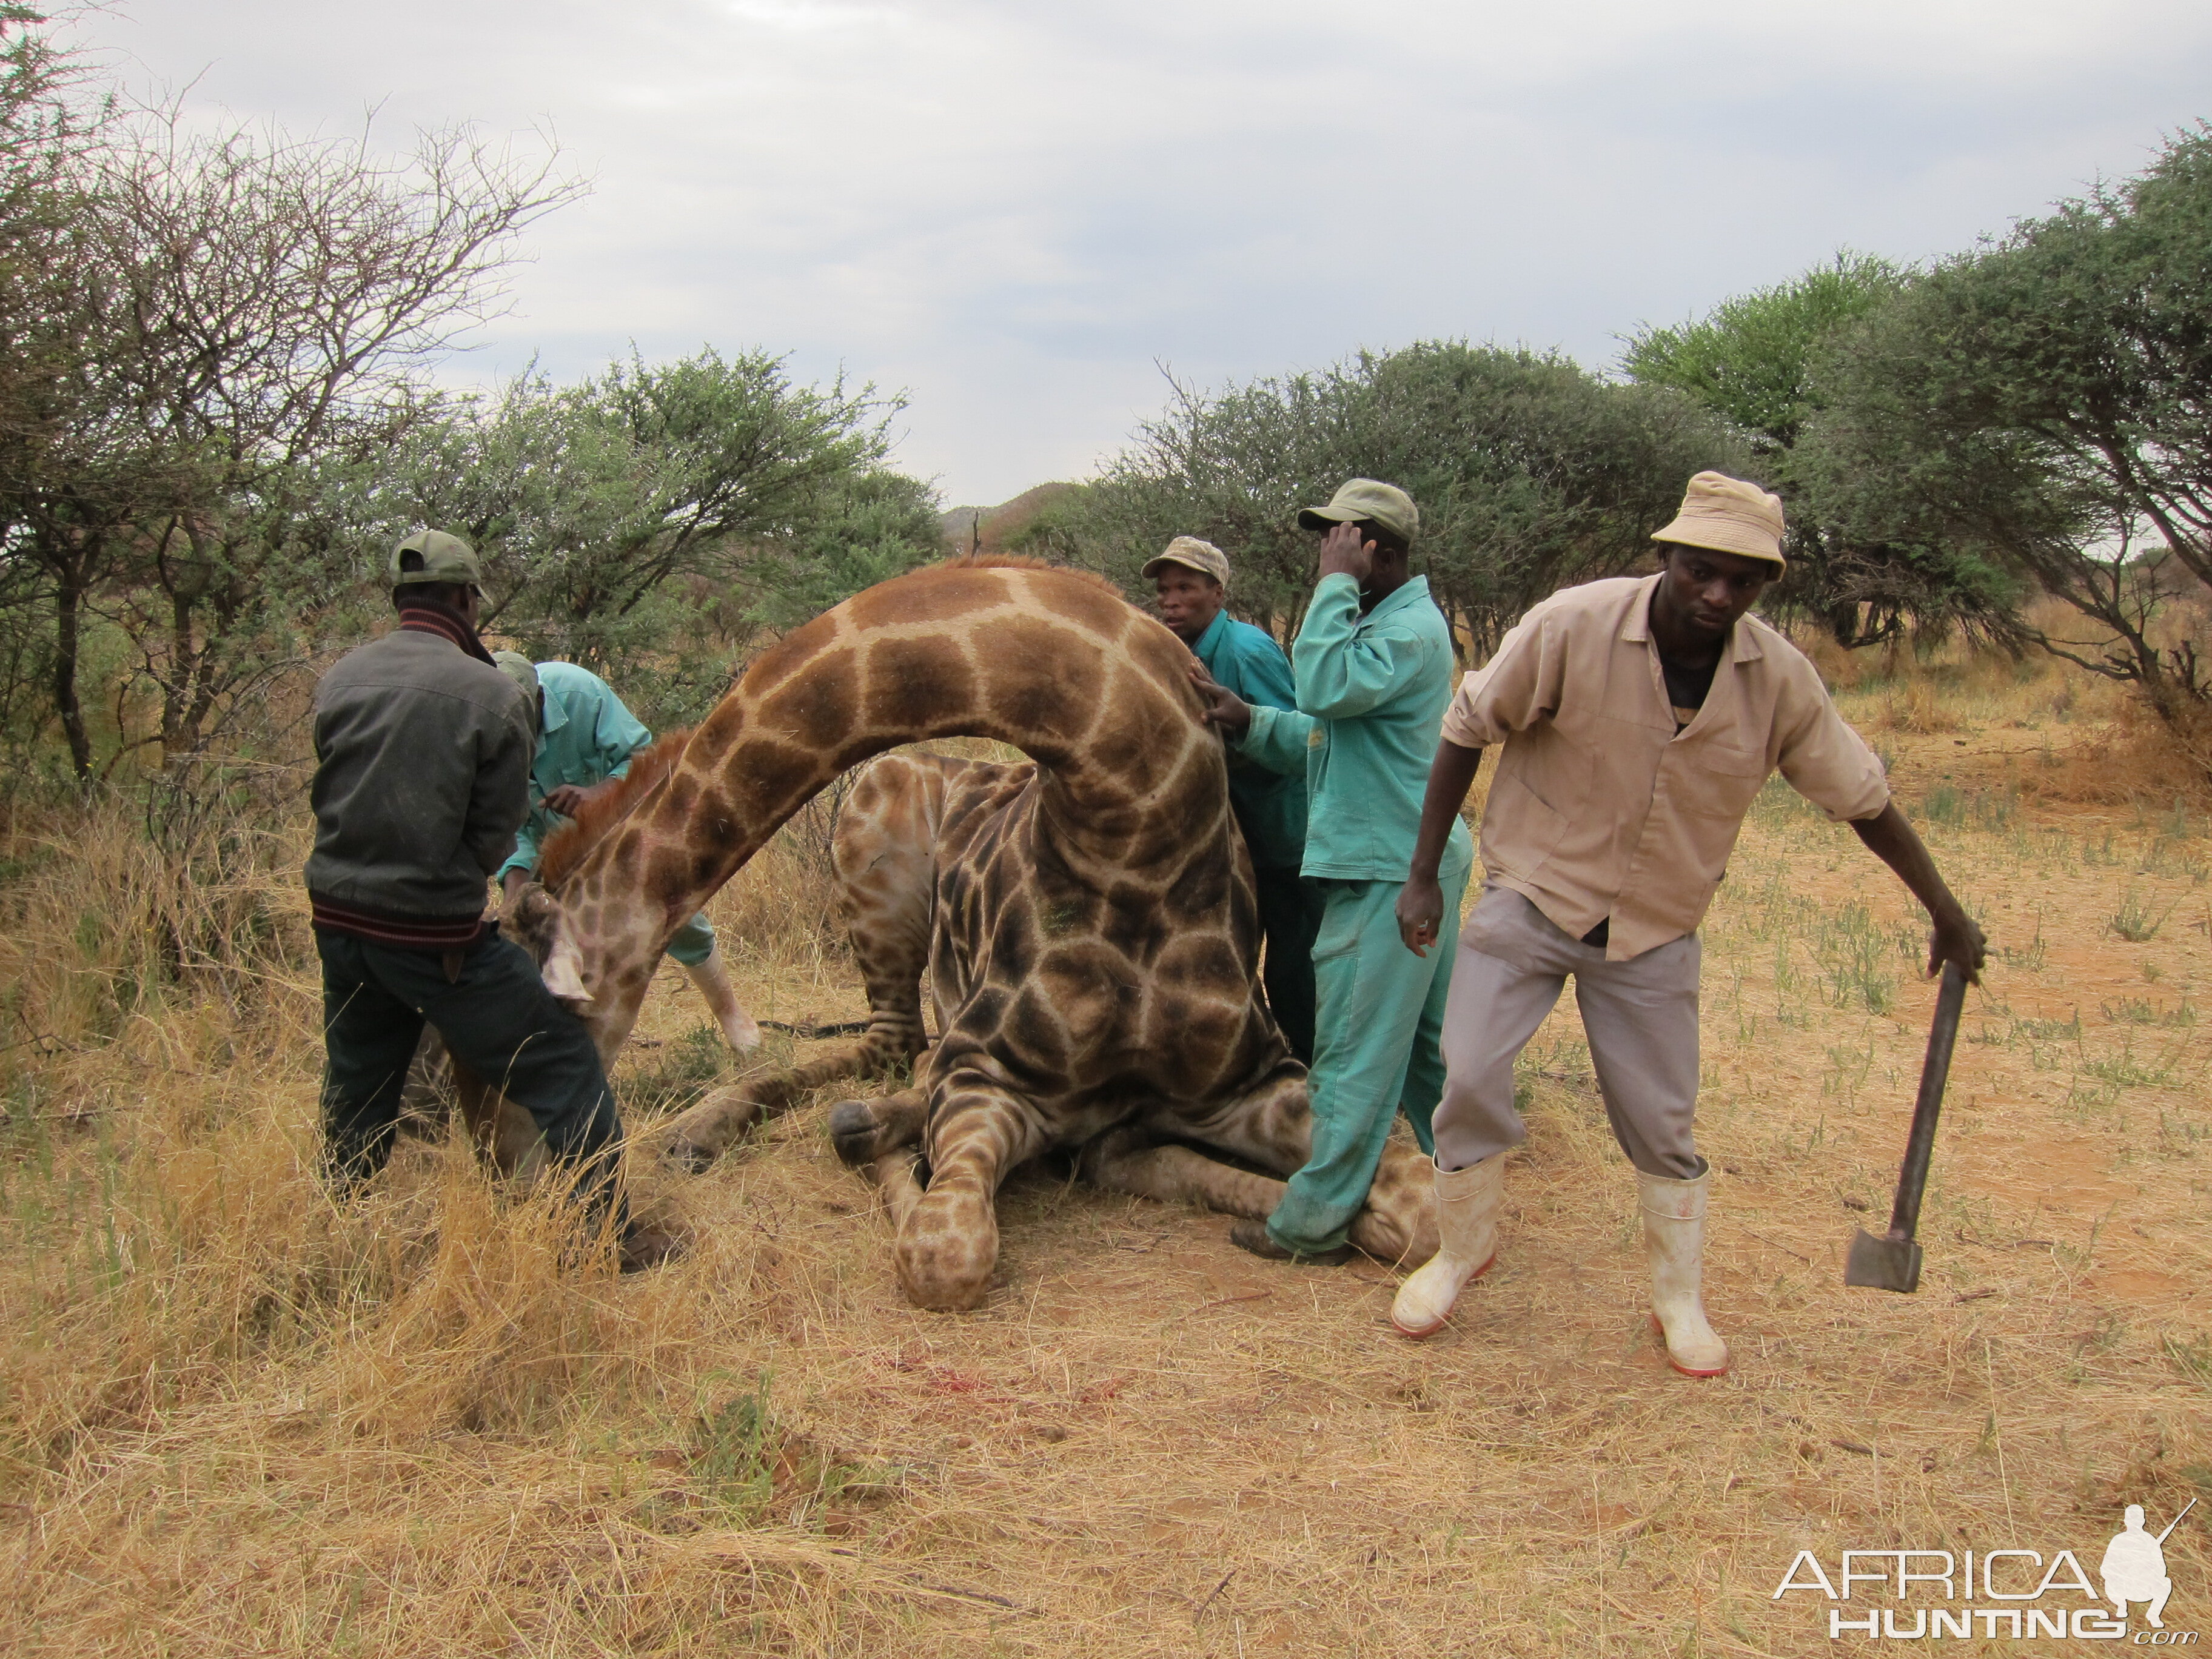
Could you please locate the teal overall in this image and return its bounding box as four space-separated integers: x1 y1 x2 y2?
1190 608 1319 1062
1237 574 1473 1254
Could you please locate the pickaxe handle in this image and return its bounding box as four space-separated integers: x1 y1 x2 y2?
1882 960 1969 1245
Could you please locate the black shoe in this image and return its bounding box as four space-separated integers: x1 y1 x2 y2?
1228 1218 1351 1265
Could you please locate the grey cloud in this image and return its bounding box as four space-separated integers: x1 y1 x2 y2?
72 0 2212 502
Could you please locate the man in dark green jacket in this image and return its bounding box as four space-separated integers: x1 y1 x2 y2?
306 530 671 1269
1148 535 1320 1062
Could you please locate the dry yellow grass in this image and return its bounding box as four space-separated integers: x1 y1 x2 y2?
0 654 2208 1655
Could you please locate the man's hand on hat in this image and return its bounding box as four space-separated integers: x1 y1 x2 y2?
1187 661 1252 739
1316 521 1376 585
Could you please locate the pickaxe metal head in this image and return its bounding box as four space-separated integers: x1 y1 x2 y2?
1845 1227 1923 1294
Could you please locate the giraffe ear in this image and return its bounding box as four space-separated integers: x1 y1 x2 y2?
540 928 594 1006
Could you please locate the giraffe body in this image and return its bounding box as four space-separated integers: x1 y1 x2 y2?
531 560 1437 1309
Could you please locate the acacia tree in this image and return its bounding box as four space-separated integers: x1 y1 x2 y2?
1017 362 1352 634
0 4 127 782
0 104 583 781
383 349 940 702
1021 343 1741 660
1623 254 2025 649
1805 124 2212 726
1350 343 1738 657
511 349 908 654
82 116 585 769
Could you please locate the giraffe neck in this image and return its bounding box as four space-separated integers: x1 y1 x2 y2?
560 562 1233 1048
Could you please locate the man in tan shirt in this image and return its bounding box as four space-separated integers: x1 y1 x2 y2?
1386 472 1985 1375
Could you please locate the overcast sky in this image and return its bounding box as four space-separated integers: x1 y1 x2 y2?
75 1 2212 507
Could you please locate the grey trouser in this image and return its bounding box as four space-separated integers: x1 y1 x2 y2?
1431 885 1703 1179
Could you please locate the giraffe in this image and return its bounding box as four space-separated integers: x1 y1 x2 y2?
518 557 1439 1310
640 748 988 1155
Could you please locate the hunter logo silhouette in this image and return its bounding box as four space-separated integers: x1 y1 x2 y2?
2103 1498 2193 1629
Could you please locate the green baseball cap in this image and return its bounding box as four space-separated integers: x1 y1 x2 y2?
388 529 486 591
1297 478 1419 544
492 650 540 702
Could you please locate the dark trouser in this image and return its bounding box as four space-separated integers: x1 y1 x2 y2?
315 926 625 1213
1253 865 1326 1066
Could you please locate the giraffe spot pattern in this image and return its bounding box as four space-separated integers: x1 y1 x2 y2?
540 561 1431 1305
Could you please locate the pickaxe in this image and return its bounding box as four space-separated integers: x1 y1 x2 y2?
1846 960 1969 1294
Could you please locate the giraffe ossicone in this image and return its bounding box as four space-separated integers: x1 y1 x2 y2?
526 558 1439 1310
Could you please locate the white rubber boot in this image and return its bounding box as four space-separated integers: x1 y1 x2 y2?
1638 1162 1729 1377
684 946 762 1053
1389 1153 1505 1339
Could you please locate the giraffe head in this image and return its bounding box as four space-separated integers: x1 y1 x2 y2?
509 727 699 1045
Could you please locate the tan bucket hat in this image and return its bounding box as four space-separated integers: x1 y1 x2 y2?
1297 478 1418 543
1651 472 1786 569
1142 536 1231 587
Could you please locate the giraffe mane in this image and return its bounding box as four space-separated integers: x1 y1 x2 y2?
536 726 694 890
943 552 1122 597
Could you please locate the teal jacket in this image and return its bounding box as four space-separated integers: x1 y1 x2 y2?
1191 608 1308 870
1237 573 1473 883
497 662 654 882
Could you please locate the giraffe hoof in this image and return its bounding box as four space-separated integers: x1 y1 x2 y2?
828 1099 880 1168
662 1138 717 1174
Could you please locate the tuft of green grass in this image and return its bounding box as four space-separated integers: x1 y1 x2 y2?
689 1373 782 1518
1813 903 1896 1014
617 1022 740 1119
2102 996 2197 1028
2162 1333 2212 1393
2111 887 2180 942
1916 783 2017 832
683 1371 906 1529
2079 1031 2180 1090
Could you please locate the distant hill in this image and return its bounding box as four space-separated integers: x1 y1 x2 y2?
938 482 1082 555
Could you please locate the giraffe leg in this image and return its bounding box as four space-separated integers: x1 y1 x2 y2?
828 1085 930 1168
659 1086 766 1172
1161 1070 1440 1267
869 1148 926 1230
660 1030 930 1170
1354 1138 1444 1267
1161 1067 1310 1176
452 1056 552 1182
896 1074 1045 1312
661 755 940 1174
397 1025 455 1139
1079 1124 1286 1218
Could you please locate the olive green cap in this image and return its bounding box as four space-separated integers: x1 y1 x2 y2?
492 651 540 703
389 529 486 590
1298 478 1418 543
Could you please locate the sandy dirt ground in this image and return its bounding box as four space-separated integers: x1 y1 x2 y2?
1 665 2207 1655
